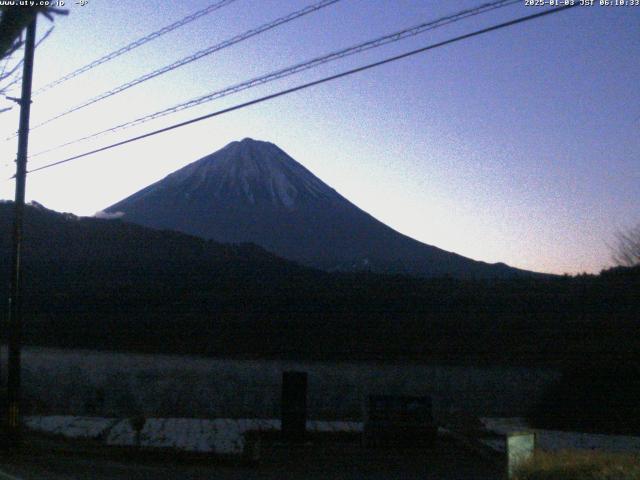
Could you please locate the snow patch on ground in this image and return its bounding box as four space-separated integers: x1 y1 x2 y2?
105 418 137 446
25 416 118 440
26 416 363 456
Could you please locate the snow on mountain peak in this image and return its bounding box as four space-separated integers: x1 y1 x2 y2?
166 138 338 209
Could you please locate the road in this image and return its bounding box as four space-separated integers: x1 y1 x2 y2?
0 437 503 479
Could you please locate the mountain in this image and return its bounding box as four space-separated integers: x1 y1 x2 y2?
106 138 534 278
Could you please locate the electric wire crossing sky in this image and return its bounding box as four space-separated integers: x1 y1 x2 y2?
27 3 577 175
30 0 521 159
24 0 341 133
31 0 239 96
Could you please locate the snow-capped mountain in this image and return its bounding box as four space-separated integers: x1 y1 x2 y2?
106 138 532 278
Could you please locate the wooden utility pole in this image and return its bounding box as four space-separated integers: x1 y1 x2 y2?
5 17 37 448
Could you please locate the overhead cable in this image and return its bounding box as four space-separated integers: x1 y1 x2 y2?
0 25 53 95
31 0 520 157
26 5 577 176
25 0 341 133
32 0 239 95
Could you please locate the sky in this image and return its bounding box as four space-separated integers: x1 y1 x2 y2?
0 0 638 275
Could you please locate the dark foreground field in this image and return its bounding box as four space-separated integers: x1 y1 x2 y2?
0 432 502 480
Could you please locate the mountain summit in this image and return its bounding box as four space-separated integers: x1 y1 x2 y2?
154 138 340 209
107 138 531 278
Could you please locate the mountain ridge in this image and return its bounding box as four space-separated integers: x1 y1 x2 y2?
107 138 538 279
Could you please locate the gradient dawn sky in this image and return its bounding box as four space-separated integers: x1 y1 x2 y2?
0 0 637 275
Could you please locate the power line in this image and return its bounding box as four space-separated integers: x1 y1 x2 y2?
25 0 341 134
26 5 577 176
0 25 53 95
31 0 519 158
31 0 239 96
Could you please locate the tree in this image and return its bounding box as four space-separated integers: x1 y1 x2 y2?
0 6 64 60
0 6 65 112
612 223 640 267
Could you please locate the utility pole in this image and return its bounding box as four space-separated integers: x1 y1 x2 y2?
4 17 37 449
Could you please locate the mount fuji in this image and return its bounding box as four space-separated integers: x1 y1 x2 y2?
106 138 532 278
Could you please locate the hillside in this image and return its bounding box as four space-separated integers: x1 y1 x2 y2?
0 201 637 367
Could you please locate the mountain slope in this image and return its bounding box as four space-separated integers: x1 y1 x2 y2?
0 200 320 302
107 138 533 278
